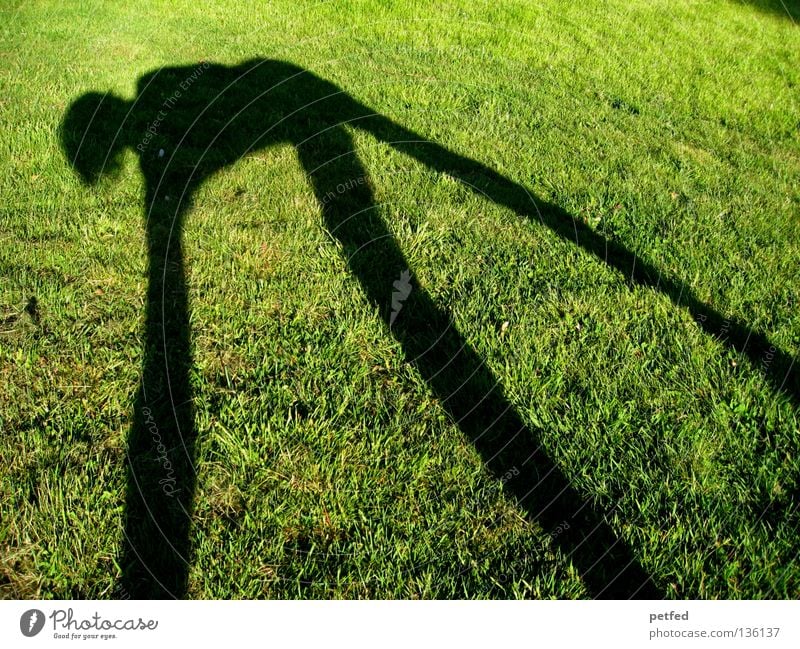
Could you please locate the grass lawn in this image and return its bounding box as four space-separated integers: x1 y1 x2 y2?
1 0 799 599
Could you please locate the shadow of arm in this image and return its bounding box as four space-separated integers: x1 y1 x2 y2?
355 112 800 410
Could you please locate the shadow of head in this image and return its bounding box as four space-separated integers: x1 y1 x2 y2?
60 91 129 184
60 59 361 189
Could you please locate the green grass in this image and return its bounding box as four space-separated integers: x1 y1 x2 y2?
1 0 799 598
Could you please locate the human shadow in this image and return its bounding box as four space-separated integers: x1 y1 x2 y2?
60 58 796 599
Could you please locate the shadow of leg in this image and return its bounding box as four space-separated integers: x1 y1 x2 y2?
117 184 196 599
296 128 660 598
368 128 799 411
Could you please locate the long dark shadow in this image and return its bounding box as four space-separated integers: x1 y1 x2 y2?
296 128 657 598
116 178 198 597
59 58 795 599
354 119 800 414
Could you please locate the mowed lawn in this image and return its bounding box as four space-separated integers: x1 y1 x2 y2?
1 0 799 598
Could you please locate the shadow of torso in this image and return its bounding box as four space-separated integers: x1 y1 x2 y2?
61 58 699 599
132 60 367 200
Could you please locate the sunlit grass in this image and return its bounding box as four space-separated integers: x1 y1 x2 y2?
1 0 798 598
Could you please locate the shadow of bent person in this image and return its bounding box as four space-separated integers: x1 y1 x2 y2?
60 58 796 599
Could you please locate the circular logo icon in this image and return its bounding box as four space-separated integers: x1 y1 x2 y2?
20 609 45 637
